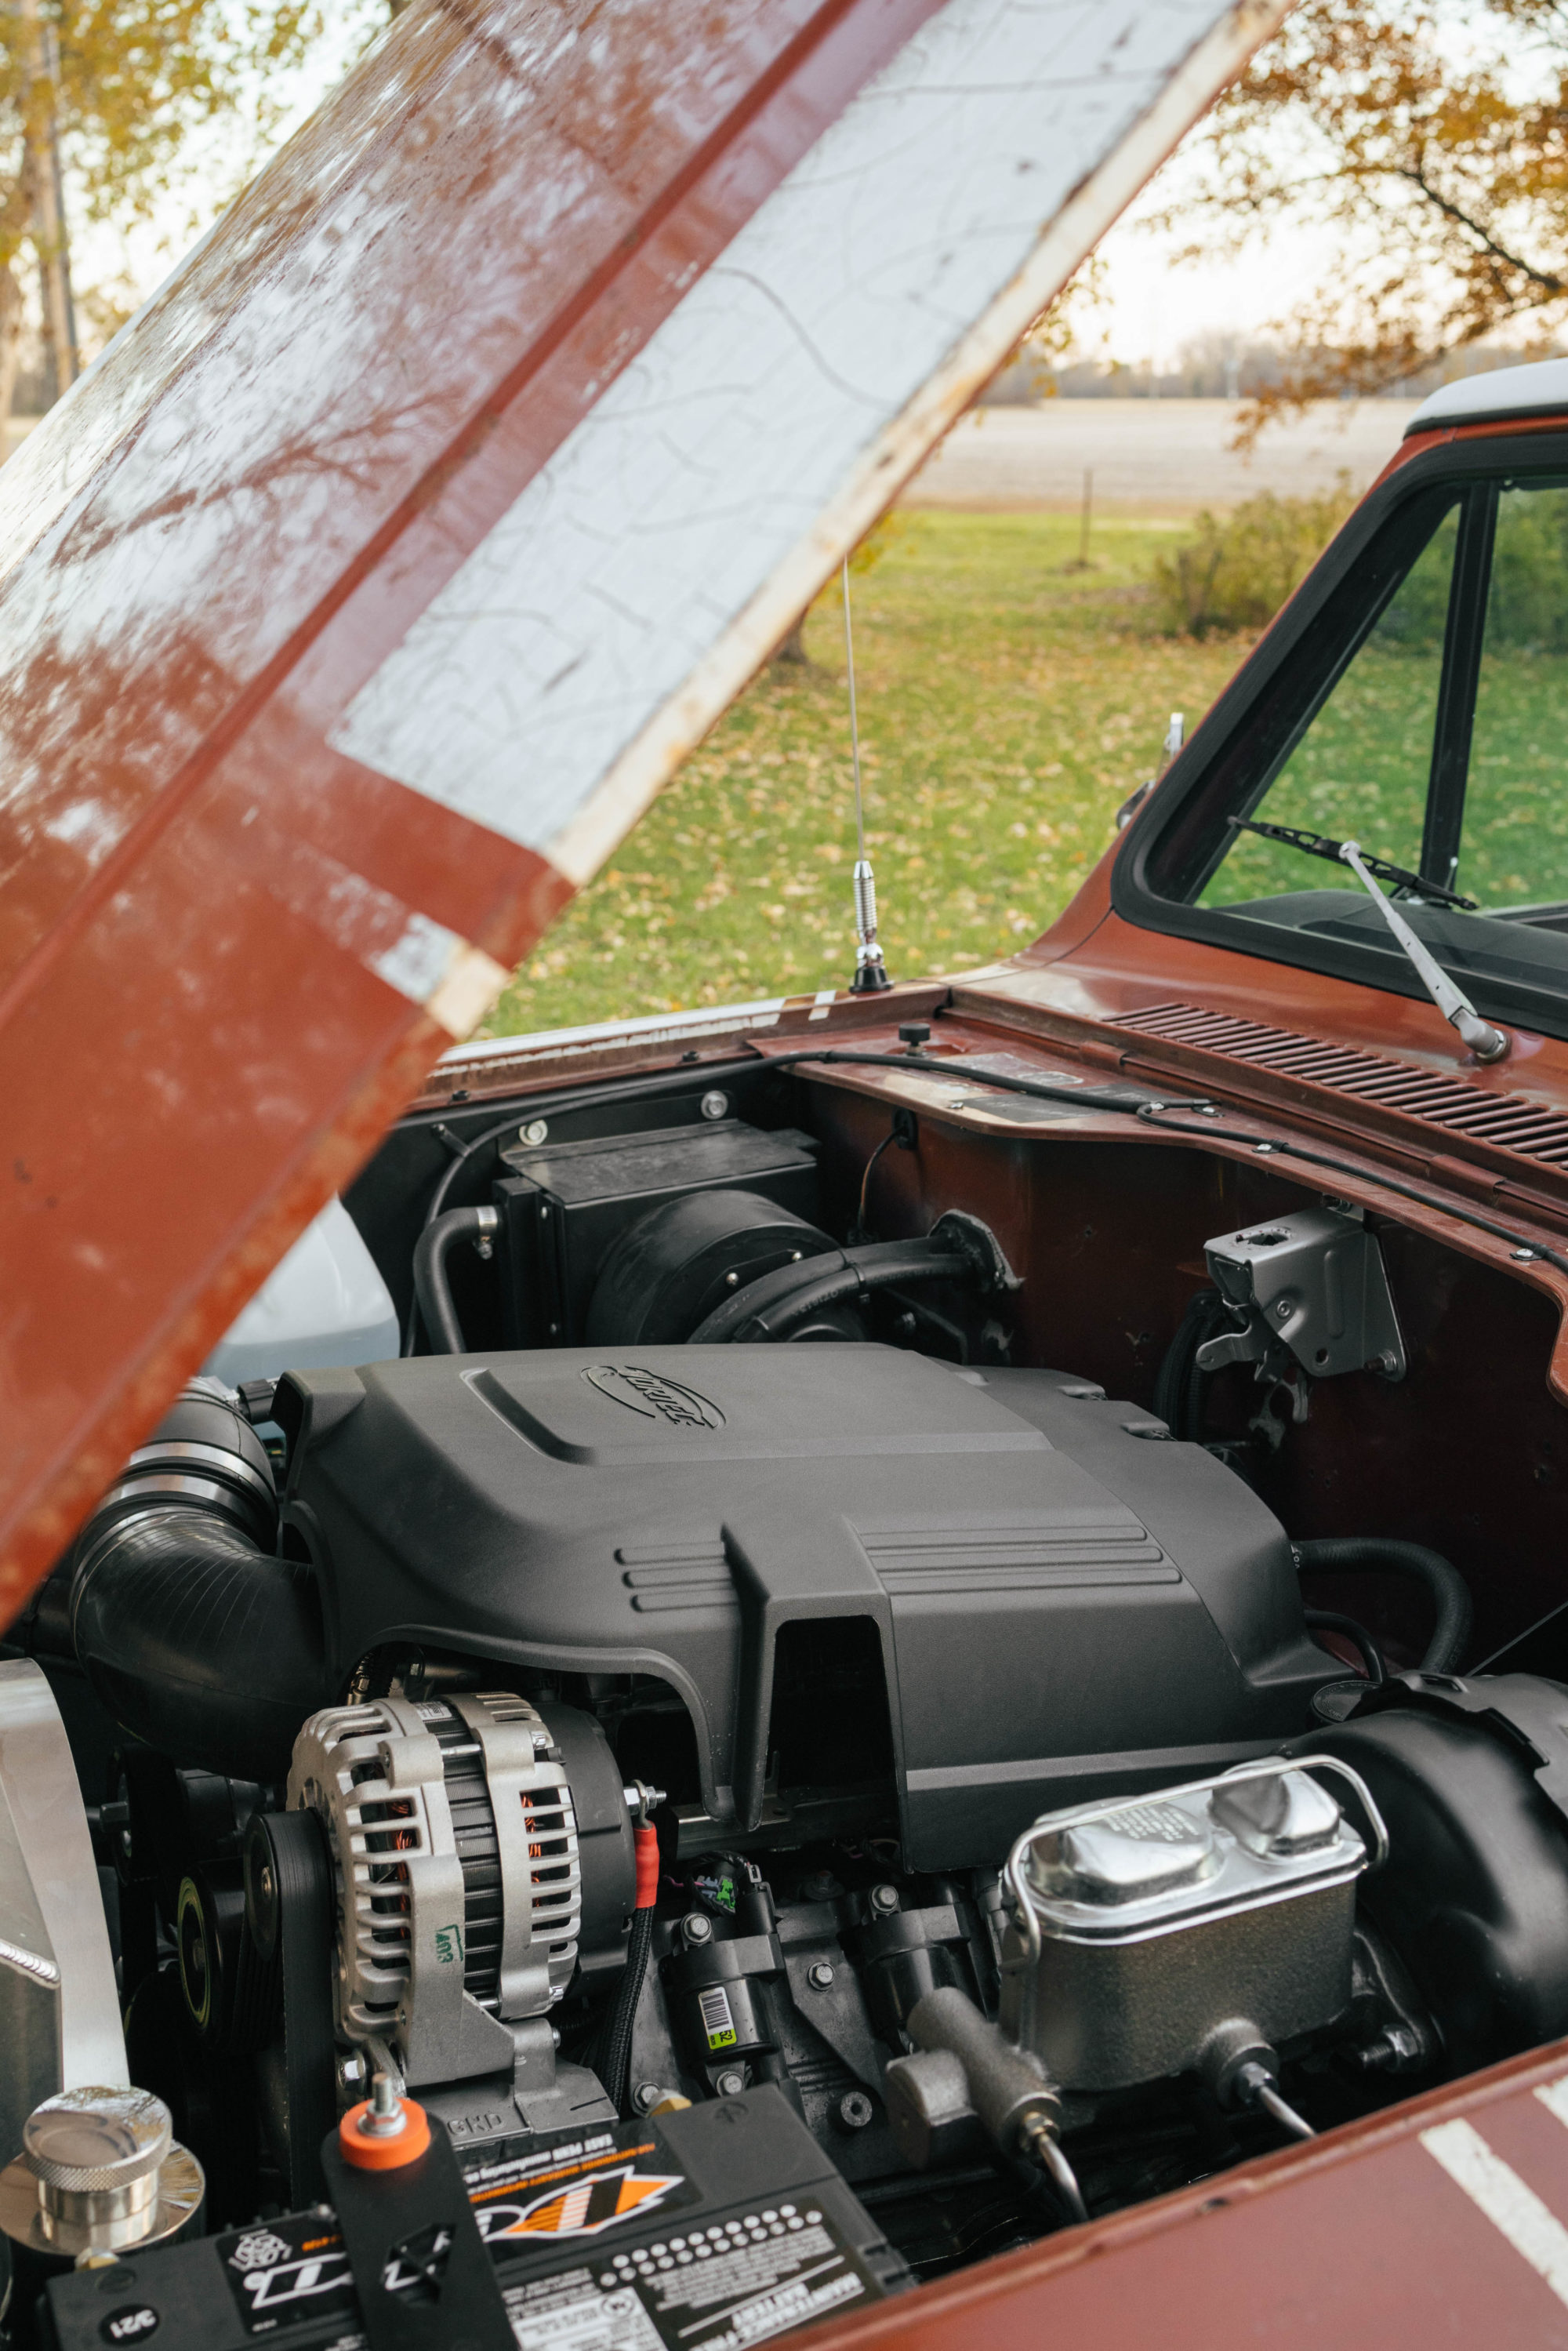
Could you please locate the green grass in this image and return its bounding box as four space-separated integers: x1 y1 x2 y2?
487 514 1257 1037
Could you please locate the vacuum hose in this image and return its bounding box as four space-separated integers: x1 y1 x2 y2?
1294 1538 1472 1676
70 1380 328 1780
412 1205 499 1354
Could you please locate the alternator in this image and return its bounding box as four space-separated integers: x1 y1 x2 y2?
288 1691 583 2088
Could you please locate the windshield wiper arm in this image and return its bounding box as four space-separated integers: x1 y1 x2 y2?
1223 815 1509 1061
1226 816 1477 910
1335 839 1510 1063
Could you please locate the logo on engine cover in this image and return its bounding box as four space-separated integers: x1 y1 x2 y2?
583 1364 725 1430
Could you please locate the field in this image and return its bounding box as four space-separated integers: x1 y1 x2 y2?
488 514 1257 1037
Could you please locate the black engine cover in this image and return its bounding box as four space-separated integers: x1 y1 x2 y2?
278 1346 1332 1866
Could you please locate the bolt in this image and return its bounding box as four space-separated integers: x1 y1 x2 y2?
834 2090 874 2133
358 2072 407 2139
1276 1300 1292 1321
725 1270 739 1286
869 1884 900 1917
700 1091 730 1121
337 2051 368 2097
808 1961 835 1991
633 2083 666 2115
898 1023 931 1052
1513 1247 1539 1262
715 2070 745 2098
521 1119 549 1146
684 1913 713 1945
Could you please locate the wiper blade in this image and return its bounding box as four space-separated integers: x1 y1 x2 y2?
1226 816 1477 911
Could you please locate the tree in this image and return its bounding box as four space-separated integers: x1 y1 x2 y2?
1157 0 1568 430
1 0 325 417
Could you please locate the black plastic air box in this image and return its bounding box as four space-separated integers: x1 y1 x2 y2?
492 1120 821 1346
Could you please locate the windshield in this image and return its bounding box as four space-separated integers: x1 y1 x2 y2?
1200 503 1457 910
1138 460 1568 1040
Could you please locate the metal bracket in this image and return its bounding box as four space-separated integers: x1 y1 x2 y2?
321 2124 514 2351
1196 1207 1405 1386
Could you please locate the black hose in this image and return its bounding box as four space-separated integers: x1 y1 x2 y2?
70 1382 329 1779
689 1237 973 1343
1303 1608 1386 1687
1150 1290 1234 1441
1294 1538 1472 1675
412 1205 499 1355
601 1904 655 2117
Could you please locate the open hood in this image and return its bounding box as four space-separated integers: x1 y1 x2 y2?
0 0 1290 1618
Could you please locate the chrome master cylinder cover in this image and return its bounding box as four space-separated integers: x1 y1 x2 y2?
999 1758 1385 2093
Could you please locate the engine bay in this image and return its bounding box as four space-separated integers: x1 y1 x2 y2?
10 1027 1568 2343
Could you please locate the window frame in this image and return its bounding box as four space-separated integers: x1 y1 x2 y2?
1112 429 1568 1045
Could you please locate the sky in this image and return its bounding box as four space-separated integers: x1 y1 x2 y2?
1090 198 1347 372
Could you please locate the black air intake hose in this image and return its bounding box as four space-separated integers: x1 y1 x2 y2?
1294 1538 1472 1676
689 1211 1018 1343
412 1205 499 1354
71 1380 328 1780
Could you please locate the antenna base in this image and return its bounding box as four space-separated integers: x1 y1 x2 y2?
851 951 893 995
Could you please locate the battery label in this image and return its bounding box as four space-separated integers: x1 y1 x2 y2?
504 2202 882 2351
217 2218 358 2337
463 2124 699 2247
698 1986 739 2050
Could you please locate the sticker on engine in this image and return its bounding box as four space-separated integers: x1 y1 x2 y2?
502 2204 883 2351
698 1985 738 2050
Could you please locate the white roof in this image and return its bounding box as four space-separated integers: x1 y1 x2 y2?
1406 358 1568 436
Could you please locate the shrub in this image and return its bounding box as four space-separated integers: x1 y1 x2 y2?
1152 476 1357 638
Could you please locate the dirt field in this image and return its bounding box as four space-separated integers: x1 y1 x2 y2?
7 397 1421 514
905 398 1423 516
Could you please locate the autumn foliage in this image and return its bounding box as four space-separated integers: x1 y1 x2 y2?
1164 0 1568 427
0 0 321 412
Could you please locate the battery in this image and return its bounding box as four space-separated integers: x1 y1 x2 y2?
43 2090 912 2351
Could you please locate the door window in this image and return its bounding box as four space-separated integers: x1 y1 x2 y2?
1460 482 1568 913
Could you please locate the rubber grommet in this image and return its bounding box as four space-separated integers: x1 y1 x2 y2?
338 2096 431 2170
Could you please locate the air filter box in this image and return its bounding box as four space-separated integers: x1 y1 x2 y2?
492 1120 821 1346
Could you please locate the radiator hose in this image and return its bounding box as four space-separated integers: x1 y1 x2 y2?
70 1380 329 1780
1294 1538 1472 1676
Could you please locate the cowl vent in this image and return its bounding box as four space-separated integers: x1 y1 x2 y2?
1112 1002 1568 1179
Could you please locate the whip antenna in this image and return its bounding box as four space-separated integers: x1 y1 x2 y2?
842 558 891 993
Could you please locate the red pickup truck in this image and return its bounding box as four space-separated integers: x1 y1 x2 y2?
8 3 1568 2346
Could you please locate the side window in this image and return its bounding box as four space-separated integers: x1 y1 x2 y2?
1198 503 1461 909
1461 483 1568 911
